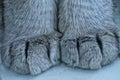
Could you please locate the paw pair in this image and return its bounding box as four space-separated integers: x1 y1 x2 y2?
0 0 120 75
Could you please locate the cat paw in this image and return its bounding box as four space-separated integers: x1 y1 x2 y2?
2 35 60 75
61 31 118 69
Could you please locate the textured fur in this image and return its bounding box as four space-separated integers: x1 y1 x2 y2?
1 0 61 75
58 0 118 69
113 0 120 26
113 0 120 56
4 0 57 44
0 0 120 75
0 0 3 64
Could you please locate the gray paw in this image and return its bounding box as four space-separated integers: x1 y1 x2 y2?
61 32 118 69
2 35 60 75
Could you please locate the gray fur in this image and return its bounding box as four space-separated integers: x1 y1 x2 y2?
113 0 120 26
10 40 30 74
0 0 120 75
61 39 79 67
58 0 118 69
113 0 120 56
27 36 52 75
2 0 60 75
0 0 3 64
3 0 56 44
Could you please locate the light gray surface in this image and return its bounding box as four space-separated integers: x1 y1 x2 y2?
0 58 120 80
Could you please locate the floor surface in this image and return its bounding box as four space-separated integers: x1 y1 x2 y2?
0 58 120 80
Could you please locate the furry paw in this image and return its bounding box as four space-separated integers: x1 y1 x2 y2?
2 35 60 75
61 31 118 69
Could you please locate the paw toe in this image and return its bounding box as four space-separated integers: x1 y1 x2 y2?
97 32 118 65
78 36 102 69
27 37 52 75
3 40 30 74
61 39 79 67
